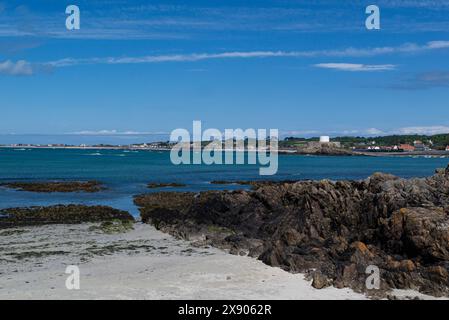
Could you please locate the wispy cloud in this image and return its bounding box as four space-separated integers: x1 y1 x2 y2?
365 128 386 135
4 40 449 76
390 71 449 90
378 0 449 8
281 130 321 137
314 63 396 72
1 1 449 40
0 60 33 75
47 40 449 68
69 130 169 136
347 126 449 136
281 125 449 138
394 126 449 135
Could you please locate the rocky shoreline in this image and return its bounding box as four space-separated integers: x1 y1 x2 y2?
134 165 449 297
1 167 448 298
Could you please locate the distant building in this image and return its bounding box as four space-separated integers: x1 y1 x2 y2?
399 144 415 152
413 140 426 151
307 136 341 149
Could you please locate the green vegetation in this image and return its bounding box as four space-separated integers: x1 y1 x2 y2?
88 219 134 234
0 229 28 237
281 134 449 150
207 225 235 234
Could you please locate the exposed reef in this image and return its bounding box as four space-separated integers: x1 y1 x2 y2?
0 180 104 193
135 165 449 297
296 144 357 156
210 180 298 188
0 205 134 229
147 182 186 189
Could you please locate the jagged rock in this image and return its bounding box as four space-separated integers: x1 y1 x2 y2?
0 205 134 228
312 271 332 289
381 207 449 261
134 165 449 297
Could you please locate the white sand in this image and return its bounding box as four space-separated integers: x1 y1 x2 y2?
0 223 441 300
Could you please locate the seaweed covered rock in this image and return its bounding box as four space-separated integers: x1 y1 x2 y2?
0 205 134 228
147 182 186 189
0 180 104 193
134 165 449 297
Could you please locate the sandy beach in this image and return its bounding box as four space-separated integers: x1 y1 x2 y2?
1 222 444 300
0 222 367 300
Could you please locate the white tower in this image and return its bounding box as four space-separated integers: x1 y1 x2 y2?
319 136 330 143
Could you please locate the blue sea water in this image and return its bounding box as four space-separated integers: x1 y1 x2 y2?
0 148 448 217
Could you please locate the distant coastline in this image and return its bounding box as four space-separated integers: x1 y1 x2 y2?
0 145 172 151
1 144 449 157
2 132 449 157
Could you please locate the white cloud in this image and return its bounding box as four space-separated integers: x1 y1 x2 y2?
313 63 396 72
390 71 449 90
0 60 33 75
426 40 449 49
69 130 169 136
281 126 449 138
2 40 447 77
365 128 385 135
395 126 449 135
281 130 321 136
46 40 449 68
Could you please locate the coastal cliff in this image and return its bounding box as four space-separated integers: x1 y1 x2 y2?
135 165 449 297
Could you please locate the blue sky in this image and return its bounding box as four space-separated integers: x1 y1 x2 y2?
1 0 449 142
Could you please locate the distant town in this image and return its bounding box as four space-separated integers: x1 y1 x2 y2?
2 133 449 156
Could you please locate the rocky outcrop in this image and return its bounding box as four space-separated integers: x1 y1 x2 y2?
210 180 297 188
147 182 186 189
0 205 134 228
134 165 449 297
297 144 356 156
0 181 104 193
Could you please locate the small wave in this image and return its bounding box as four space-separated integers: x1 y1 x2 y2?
86 152 102 156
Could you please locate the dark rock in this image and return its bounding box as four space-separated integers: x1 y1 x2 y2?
147 182 186 189
0 181 104 193
134 165 449 297
0 205 134 228
297 144 356 156
381 207 449 261
210 180 297 188
312 271 332 289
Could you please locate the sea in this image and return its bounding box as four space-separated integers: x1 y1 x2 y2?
0 148 448 217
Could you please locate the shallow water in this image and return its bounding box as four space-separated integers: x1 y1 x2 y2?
0 148 448 216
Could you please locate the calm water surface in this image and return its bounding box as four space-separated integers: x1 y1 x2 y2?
0 148 447 216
